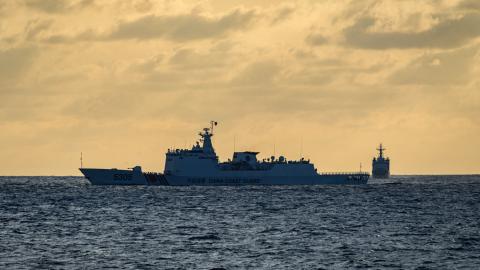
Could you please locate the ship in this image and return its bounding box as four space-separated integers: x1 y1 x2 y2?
80 122 369 185
372 144 390 178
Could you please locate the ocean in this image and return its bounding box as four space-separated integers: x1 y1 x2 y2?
1 175 479 269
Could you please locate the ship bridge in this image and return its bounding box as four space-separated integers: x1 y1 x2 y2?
164 121 219 175
166 121 218 157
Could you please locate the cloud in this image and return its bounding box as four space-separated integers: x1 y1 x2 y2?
25 19 53 41
41 28 101 43
40 8 257 43
107 9 257 41
344 13 480 49
389 46 479 85
230 60 281 86
305 33 328 46
24 0 94 13
2 1 480 174
457 0 480 11
0 46 37 84
62 88 146 120
285 69 334 86
271 5 295 24
0 2 6 14
168 47 232 70
127 55 164 74
122 46 234 89
131 0 153 13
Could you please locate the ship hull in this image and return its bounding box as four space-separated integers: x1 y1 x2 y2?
165 174 368 186
80 168 368 186
372 167 390 179
79 168 167 186
372 175 390 179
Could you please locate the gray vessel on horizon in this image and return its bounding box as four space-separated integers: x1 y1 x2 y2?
372 144 390 178
80 122 369 185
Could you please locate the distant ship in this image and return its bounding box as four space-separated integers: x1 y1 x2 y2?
80 122 369 185
372 144 390 178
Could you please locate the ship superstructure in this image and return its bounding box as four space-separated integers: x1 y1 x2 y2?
80 122 369 185
372 144 390 178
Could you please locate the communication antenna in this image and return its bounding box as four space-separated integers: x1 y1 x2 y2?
273 142 276 157
80 152 83 168
360 162 362 173
300 137 303 159
233 135 236 152
210 120 218 134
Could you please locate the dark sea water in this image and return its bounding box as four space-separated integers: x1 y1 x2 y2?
1 176 479 269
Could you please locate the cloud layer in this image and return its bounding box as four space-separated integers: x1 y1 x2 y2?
344 13 480 49
1 0 479 175
108 9 257 41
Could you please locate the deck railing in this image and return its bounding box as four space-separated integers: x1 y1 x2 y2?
321 172 370 176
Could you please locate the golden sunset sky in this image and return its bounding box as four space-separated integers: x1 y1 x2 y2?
1 0 479 175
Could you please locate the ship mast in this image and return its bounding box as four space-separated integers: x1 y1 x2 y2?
198 121 217 155
377 144 385 158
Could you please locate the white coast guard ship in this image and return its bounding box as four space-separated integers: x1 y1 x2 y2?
80 122 369 185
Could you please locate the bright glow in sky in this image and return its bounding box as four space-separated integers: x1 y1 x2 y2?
1 0 479 175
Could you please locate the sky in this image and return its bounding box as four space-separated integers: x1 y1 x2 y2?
1 0 479 175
